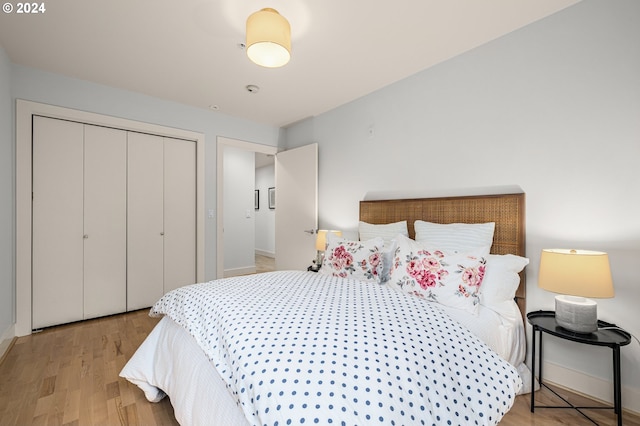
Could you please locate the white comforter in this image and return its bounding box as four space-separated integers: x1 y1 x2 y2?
146 270 521 426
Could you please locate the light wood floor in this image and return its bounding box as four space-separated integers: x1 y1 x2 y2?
255 254 275 274
2 310 639 425
0 310 177 425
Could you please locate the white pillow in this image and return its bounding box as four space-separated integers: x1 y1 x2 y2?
414 220 495 252
359 220 408 243
359 221 408 283
480 254 529 321
319 233 384 283
387 234 489 314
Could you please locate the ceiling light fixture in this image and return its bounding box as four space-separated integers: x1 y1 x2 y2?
246 8 291 68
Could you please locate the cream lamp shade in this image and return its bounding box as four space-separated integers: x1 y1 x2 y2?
313 230 342 269
316 230 343 251
538 249 614 333
246 8 291 68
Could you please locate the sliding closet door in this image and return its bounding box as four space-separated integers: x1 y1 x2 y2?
83 125 127 319
163 138 197 293
127 132 164 310
32 117 84 329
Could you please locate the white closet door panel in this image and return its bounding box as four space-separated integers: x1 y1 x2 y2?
163 138 197 293
127 132 164 310
32 117 84 329
83 125 127 319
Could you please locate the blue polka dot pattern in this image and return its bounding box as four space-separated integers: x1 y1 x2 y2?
151 270 522 426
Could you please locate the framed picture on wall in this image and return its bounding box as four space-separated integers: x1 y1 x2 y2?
255 190 259 210
268 187 275 209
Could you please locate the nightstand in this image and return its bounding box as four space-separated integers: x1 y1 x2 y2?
527 310 631 426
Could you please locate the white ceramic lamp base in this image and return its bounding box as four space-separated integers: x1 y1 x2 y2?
555 295 598 333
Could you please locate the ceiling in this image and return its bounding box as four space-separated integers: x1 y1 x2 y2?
0 0 580 127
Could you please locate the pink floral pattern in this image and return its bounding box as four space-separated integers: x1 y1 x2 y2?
405 249 448 290
319 236 384 283
329 245 354 275
388 235 488 314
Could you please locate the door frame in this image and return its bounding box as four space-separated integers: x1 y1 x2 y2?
15 100 206 336
216 136 278 279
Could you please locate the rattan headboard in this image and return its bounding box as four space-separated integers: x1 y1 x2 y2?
359 192 526 320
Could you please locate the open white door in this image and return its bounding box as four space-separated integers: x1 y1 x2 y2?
275 143 318 270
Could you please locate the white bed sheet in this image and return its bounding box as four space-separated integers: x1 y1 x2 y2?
441 302 525 367
121 314 250 426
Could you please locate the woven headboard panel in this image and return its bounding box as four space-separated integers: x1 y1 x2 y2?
359 192 526 320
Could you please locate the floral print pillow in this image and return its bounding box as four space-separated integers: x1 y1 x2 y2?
319 234 384 283
388 234 489 314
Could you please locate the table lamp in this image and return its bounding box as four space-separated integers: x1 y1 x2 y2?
315 230 342 266
538 249 614 333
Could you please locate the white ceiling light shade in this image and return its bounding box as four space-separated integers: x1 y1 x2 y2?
246 8 291 68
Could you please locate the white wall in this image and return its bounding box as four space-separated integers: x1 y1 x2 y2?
223 145 256 275
8 62 281 282
284 0 640 412
255 164 276 257
0 46 15 351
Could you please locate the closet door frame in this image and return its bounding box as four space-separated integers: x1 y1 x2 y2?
15 100 205 336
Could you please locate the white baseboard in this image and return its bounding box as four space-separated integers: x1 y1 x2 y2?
0 324 15 361
224 266 257 277
543 360 640 415
255 249 275 258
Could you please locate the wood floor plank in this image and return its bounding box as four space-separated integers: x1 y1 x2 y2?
49 387 68 426
62 388 80 425
32 393 53 419
39 375 56 398
122 402 140 426
2 307 639 425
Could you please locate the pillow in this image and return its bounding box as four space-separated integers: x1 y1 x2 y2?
319 233 384 283
359 221 408 283
480 254 529 321
358 220 408 243
414 220 495 253
388 234 489 314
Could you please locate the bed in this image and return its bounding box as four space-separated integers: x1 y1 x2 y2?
121 192 529 425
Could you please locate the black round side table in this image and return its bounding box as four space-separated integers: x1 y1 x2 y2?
527 310 631 426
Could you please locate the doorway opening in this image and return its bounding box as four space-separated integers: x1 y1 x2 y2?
216 137 277 279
